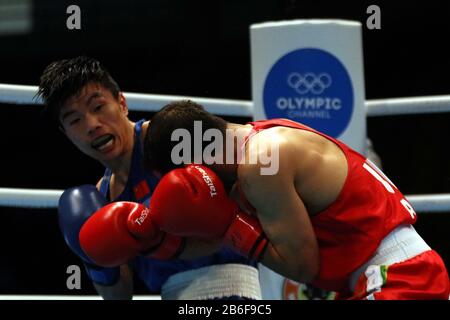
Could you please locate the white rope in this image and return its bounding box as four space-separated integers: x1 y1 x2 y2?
0 188 62 208
3 83 450 117
406 194 450 213
0 83 253 117
0 295 160 300
366 95 450 116
0 84 39 105
2 83 450 213
0 187 449 213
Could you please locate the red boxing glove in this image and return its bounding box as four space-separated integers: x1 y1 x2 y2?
150 165 268 261
79 202 184 267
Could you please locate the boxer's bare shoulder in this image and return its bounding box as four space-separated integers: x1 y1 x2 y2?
238 125 348 215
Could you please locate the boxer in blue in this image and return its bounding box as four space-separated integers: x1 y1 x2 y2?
38 56 261 300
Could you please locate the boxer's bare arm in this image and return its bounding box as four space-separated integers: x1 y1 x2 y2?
238 141 320 283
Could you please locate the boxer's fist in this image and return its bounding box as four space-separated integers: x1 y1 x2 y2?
149 165 236 238
79 202 184 267
150 165 268 261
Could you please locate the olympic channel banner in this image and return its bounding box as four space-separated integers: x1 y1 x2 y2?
250 19 366 300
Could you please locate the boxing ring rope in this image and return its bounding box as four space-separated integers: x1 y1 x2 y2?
0 295 160 300
1 84 450 301
366 96 450 116
4 83 450 116
0 84 253 117
0 187 62 208
1 83 450 212
1 187 449 213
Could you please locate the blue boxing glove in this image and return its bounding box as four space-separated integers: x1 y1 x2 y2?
58 185 120 286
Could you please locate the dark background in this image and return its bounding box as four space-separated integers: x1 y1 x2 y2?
1 0 449 295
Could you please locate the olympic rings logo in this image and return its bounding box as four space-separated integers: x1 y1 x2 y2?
287 72 332 95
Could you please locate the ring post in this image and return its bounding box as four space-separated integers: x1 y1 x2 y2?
250 19 366 299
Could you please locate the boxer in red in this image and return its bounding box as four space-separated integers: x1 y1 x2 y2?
132 99 449 300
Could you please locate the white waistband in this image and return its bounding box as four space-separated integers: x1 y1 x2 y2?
349 224 431 292
161 264 262 300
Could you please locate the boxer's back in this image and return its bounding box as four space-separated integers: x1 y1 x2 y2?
240 118 417 291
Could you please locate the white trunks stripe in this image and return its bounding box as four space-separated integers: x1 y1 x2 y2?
161 264 262 300
349 224 431 292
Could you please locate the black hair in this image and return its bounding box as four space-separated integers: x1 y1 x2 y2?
144 100 228 174
37 56 120 124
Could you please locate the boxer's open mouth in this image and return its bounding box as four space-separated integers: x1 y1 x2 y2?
91 134 114 151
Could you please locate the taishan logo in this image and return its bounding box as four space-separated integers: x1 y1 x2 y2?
194 165 218 198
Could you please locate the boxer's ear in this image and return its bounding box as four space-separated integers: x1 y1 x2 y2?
118 92 128 116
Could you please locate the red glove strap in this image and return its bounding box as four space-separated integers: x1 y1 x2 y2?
142 233 185 260
249 234 269 261
223 212 268 261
